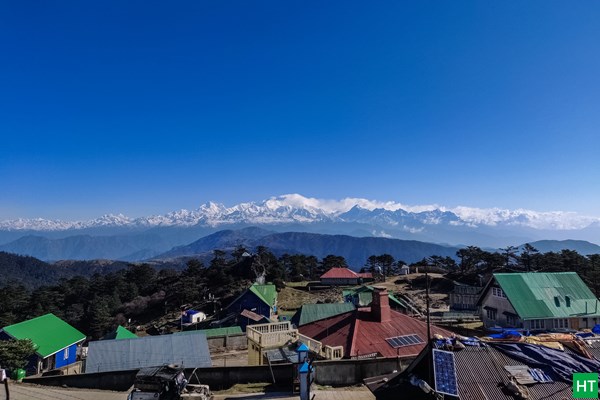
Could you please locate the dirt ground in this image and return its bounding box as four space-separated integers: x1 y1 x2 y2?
276 286 343 311
374 273 452 312
211 349 249 367
7 383 127 400
213 385 374 400
279 273 453 316
7 383 374 400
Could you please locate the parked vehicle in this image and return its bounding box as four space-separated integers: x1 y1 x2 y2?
128 365 188 400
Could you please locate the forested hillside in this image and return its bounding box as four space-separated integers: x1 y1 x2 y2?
3 243 600 341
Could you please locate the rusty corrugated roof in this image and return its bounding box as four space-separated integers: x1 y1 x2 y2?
374 343 582 400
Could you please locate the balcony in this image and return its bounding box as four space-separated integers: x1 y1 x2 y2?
247 321 343 360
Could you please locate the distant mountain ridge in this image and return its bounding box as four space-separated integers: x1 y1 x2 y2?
155 227 461 268
2 194 598 232
2 194 600 254
522 239 600 255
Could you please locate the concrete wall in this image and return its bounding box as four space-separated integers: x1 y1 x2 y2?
25 357 408 391
25 369 138 391
206 333 247 351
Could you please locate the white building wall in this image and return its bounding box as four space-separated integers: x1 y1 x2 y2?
479 287 521 328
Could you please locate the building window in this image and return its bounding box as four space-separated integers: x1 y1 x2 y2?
553 319 568 329
492 287 506 298
506 314 517 327
530 319 545 330
486 308 497 320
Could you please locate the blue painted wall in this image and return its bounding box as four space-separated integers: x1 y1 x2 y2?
227 291 272 330
54 343 77 369
228 291 271 319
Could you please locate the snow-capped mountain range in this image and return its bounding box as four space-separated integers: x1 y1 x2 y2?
1 193 599 232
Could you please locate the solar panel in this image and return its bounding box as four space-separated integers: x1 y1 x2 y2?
385 334 424 348
433 349 459 397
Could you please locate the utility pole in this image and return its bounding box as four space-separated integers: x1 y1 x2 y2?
425 265 432 387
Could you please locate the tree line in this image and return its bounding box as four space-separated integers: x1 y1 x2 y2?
2 244 600 342
0 246 353 339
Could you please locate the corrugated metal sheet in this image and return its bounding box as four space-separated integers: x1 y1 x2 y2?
102 325 138 340
298 307 452 359
265 346 299 363
294 303 355 326
85 332 212 373
320 268 359 279
2 313 86 358
455 345 575 400
495 272 600 319
343 286 406 309
241 309 266 322
176 326 243 337
375 344 576 400
351 309 452 358
298 312 355 357
249 284 277 307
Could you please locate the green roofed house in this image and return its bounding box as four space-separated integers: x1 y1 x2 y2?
101 325 138 340
477 272 600 330
291 303 355 327
226 283 277 330
0 313 86 375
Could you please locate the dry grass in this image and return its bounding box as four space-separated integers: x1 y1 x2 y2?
278 286 320 309
212 383 272 394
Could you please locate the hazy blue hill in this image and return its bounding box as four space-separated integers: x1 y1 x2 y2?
0 233 173 261
155 228 460 268
523 239 600 255
256 231 460 268
0 252 130 288
157 227 275 258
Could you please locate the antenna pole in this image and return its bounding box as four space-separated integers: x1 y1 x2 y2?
425 265 432 386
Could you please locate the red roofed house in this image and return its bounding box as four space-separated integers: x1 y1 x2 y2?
299 287 451 359
320 267 373 286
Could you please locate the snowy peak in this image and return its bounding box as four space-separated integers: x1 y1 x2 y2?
1 193 599 232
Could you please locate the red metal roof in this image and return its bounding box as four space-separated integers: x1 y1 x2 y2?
320 268 359 279
357 272 373 278
297 311 355 356
299 307 452 359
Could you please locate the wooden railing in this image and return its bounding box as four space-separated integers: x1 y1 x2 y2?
248 322 343 360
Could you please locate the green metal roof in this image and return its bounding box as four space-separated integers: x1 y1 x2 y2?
294 303 355 326
342 285 405 308
175 326 243 337
102 325 138 340
493 272 600 319
249 284 277 307
2 313 86 358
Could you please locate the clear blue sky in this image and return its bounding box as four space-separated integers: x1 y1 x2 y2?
1 1 599 220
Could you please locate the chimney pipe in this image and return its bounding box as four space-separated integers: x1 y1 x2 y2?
372 287 391 323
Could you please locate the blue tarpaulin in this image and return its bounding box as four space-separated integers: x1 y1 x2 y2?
488 330 523 339
490 342 600 383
